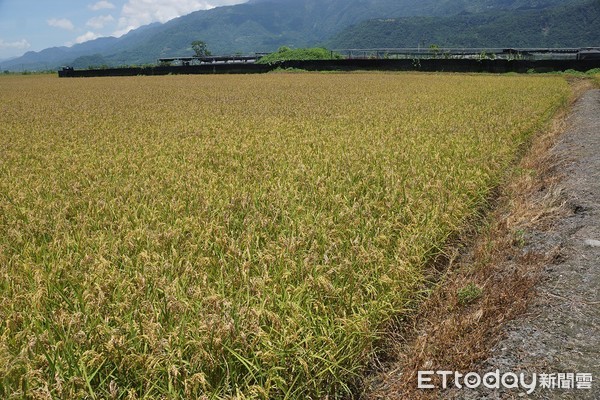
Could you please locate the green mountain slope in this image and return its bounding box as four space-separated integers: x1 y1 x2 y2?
101 0 412 65
99 0 597 65
326 0 600 49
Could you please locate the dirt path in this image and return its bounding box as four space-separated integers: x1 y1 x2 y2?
456 88 600 399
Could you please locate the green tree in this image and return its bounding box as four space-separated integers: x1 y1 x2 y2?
191 40 211 57
256 47 342 64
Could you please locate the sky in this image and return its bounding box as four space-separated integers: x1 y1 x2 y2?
0 0 247 60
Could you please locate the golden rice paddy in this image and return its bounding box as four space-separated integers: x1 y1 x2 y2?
0 73 568 398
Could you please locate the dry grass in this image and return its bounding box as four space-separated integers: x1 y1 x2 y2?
364 78 591 400
0 73 569 399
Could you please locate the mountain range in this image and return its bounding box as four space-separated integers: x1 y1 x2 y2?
1 0 598 72
326 0 600 49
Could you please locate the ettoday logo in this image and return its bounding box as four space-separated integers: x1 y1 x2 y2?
417 370 593 394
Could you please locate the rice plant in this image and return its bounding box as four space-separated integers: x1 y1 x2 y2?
0 73 568 399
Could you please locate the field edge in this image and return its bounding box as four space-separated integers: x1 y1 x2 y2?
361 77 594 400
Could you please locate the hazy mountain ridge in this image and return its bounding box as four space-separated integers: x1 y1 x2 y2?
1 0 594 71
0 22 162 71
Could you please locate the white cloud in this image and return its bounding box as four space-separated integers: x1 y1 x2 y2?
86 15 116 29
89 1 116 11
47 18 75 31
0 39 31 50
113 0 245 36
75 31 101 44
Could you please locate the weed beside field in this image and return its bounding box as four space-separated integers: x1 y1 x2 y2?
0 73 568 399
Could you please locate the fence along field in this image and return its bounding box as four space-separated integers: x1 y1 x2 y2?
0 73 568 398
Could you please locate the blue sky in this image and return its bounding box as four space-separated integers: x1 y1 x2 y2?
0 0 246 60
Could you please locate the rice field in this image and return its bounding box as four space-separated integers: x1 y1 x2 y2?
0 73 568 399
